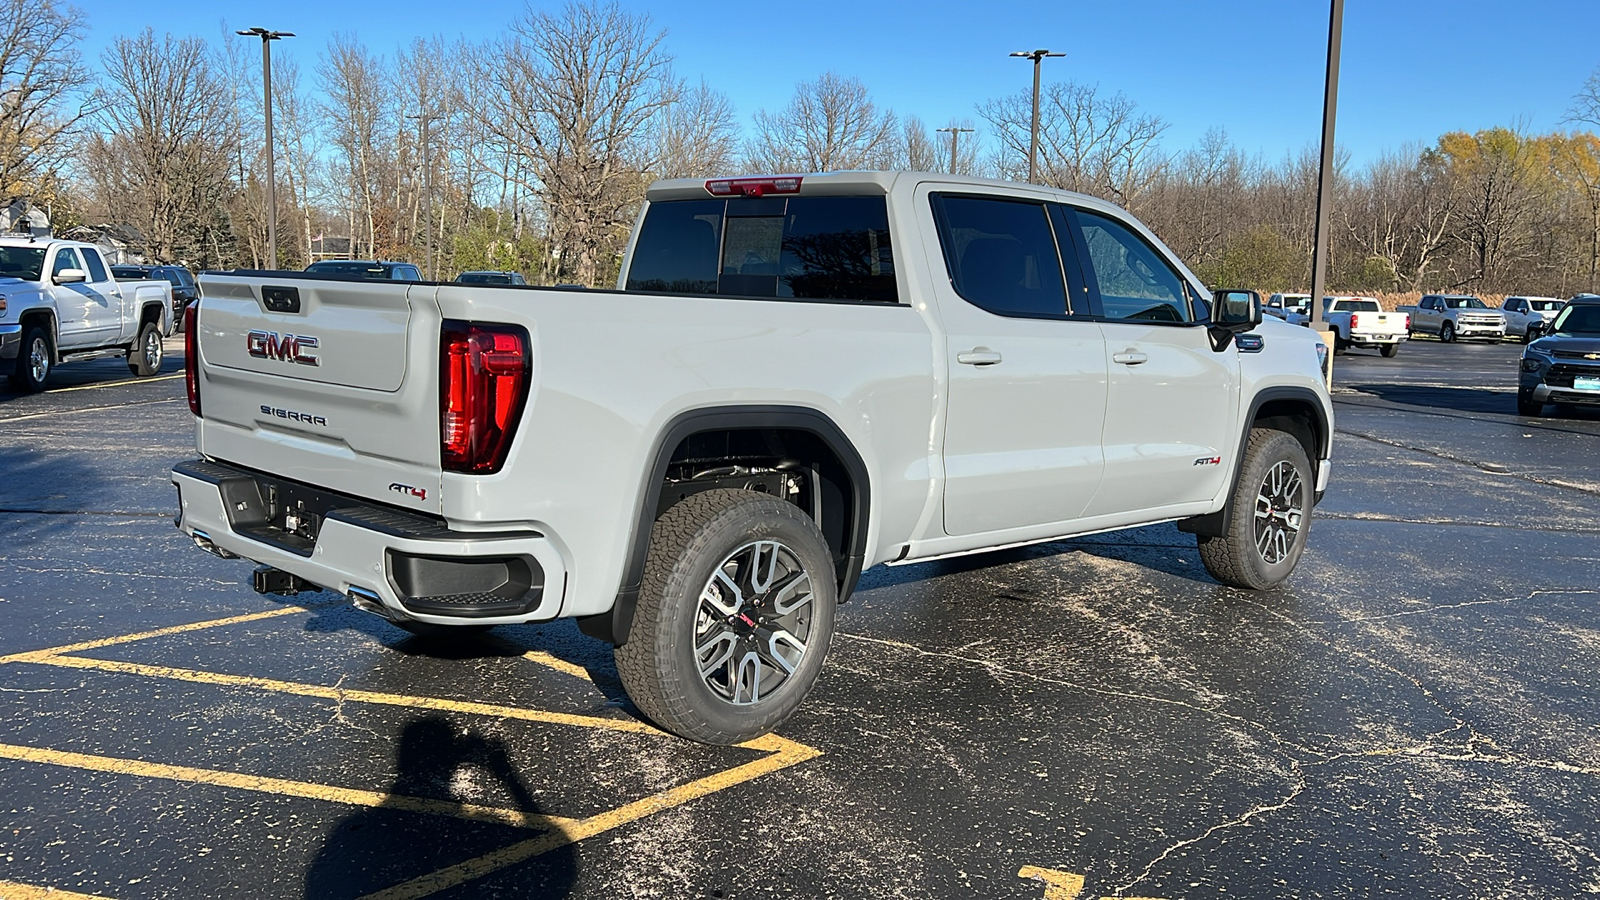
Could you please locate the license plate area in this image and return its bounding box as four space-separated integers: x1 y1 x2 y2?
216 473 345 556
1575 375 1600 393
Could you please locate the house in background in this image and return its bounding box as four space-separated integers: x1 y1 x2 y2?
310 235 353 262
1 201 51 238
58 223 148 265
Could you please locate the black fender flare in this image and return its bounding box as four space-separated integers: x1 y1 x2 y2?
580 404 871 646
1178 386 1330 539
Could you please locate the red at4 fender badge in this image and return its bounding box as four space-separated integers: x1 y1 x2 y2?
389 482 426 500
1193 456 1222 466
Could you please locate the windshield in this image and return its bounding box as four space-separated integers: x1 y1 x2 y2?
111 266 150 279
0 246 48 281
1443 296 1488 309
1530 300 1564 311
1551 304 1600 336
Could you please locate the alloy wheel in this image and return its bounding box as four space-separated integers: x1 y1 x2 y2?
694 539 816 706
144 330 163 370
1254 460 1304 565
28 336 48 383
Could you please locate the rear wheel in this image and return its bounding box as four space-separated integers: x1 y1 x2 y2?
9 324 51 392
616 488 836 745
1440 322 1456 343
127 320 164 376
1198 429 1314 591
1380 343 1399 358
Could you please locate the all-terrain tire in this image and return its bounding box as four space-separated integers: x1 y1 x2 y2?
616 488 836 745
1380 343 1400 358
1197 428 1315 591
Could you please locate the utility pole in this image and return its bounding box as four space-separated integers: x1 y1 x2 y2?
406 111 439 279
1308 0 1343 331
237 27 294 270
936 126 975 174
1010 49 1063 183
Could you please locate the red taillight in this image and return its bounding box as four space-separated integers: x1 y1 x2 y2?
705 176 803 197
440 321 530 474
1350 312 1360 331
184 302 201 416
1403 314 1411 331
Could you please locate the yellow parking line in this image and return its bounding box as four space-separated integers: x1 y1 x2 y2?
359 734 821 900
0 741 576 832
0 607 312 665
1018 866 1087 900
29 654 662 736
521 650 601 683
46 373 184 393
0 880 119 900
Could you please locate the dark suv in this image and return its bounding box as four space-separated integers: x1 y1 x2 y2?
303 260 422 280
112 263 199 324
1518 295 1600 416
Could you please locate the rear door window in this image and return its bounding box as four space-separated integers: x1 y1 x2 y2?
80 247 110 283
626 196 897 302
931 194 1068 318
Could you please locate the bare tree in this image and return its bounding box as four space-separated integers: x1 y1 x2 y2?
475 0 672 286
1566 65 1600 130
83 29 237 265
899 116 940 172
320 35 392 260
0 0 90 206
656 79 739 179
981 81 1167 210
745 72 896 173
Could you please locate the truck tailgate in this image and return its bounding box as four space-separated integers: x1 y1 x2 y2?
193 274 445 514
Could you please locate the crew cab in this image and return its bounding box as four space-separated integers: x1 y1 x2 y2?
1518 295 1600 416
1501 296 1564 343
172 172 1334 744
1 237 175 392
1400 294 1507 342
1322 296 1408 357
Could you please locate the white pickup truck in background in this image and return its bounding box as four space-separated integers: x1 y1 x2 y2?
1501 296 1564 342
173 171 1334 744
1322 296 1408 357
1399 294 1507 343
1265 293 1313 327
1 236 175 392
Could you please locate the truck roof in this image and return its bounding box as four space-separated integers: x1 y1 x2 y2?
0 235 95 250
644 171 1132 219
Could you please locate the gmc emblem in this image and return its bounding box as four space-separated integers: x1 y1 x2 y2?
247 330 320 366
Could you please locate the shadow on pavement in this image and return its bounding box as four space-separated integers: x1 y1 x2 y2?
304 715 578 899
1346 382 1515 415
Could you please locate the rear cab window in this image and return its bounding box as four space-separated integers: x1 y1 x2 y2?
626 195 898 303
929 193 1071 318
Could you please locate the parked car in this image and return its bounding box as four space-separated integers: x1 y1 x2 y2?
112 263 199 326
1398 294 1507 342
176 171 1333 744
1500 296 1565 342
1265 293 1312 326
1517 294 1600 416
0 237 175 392
1322 296 1408 357
456 271 528 285
303 260 422 280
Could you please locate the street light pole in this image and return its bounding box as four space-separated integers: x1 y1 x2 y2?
237 27 294 270
1010 49 1063 183
936 126 974 174
1308 0 1343 330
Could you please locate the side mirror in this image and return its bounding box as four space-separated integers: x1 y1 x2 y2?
53 268 88 285
1212 289 1262 333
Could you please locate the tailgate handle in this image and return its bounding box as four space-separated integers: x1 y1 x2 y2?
262 286 301 314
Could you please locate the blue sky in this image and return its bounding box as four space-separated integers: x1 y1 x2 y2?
77 0 1600 167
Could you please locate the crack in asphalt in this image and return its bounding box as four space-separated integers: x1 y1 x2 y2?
1336 426 1600 496
1316 510 1600 535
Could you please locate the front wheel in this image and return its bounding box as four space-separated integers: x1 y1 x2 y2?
1198 429 1315 591
1517 392 1543 417
616 488 837 745
1440 322 1456 343
9 324 51 392
1380 343 1400 358
128 320 164 376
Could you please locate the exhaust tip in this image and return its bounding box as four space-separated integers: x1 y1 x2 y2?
191 530 238 559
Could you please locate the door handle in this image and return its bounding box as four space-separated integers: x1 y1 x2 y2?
956 348 1003 366
1112 350 1149 366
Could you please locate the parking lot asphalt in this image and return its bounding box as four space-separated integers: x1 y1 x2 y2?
1 335 1597 899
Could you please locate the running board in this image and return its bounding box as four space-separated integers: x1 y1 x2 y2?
58 347 130 364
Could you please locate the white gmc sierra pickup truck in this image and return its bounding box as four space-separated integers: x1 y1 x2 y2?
173 172 1334 743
